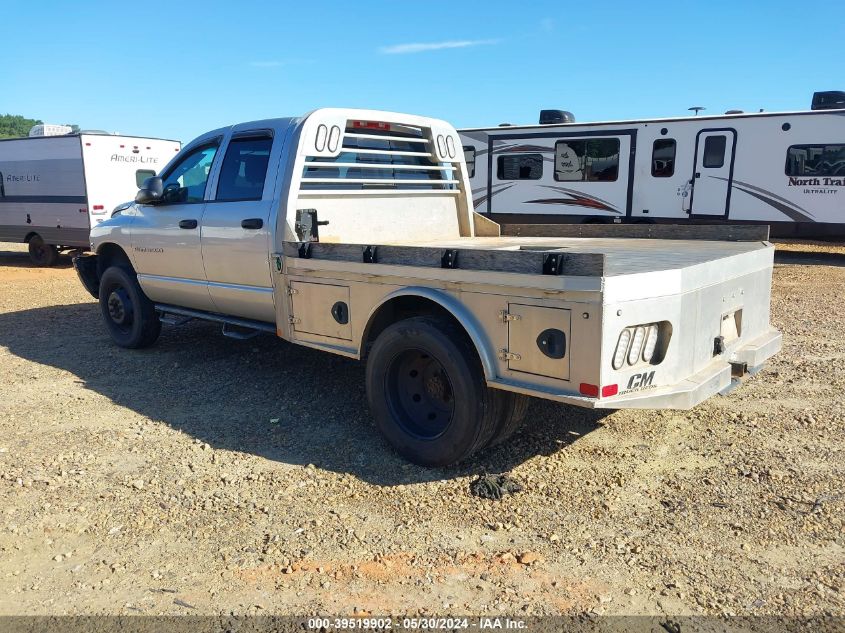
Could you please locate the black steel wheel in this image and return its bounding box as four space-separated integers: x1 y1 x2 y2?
385 348 455 441
98 266 161 349
366 315 517 466
28 235 59 267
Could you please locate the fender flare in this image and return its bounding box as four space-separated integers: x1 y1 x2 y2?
360 286 498 380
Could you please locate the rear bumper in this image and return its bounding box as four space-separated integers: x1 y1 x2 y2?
72 254 100 299
596 328 782 410
490 328 782 410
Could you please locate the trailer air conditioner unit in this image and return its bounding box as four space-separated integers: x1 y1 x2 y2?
28 124 73 137
539 110 575 125
811 91 845 111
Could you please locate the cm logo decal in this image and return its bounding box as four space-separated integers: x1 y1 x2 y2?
627 371 655 390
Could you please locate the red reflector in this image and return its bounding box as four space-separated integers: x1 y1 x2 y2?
352 120 391 131
146 146 151 150
85 142 91 146
93 205 104 210
579 383 599 397
120 144 125 148
601 384 619 398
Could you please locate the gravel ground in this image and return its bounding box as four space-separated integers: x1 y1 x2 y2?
0 241 842 617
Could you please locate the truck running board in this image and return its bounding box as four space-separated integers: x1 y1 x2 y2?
154 304 276 338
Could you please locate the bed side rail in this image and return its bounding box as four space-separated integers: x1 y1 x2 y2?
282 241 605 277
502 223 770 242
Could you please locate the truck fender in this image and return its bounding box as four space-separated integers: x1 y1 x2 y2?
360 286 498 380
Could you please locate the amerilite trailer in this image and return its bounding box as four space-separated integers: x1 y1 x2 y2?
0 133 180 265
460 91 845 238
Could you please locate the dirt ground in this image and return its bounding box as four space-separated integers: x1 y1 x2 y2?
0 241 842 617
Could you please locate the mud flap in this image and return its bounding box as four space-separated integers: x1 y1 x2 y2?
72 254 100 299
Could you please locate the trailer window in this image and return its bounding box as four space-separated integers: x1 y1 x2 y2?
785 144 845 177
135 170 156 188
651 139 676 177
497 154 542 180
216 135 273 202
554 139 619 182
160 142 219 204
463 145 476 178
702 135 726 168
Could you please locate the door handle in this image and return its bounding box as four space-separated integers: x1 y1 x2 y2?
241 218 264 230
694 172 701 179
179 219 198 229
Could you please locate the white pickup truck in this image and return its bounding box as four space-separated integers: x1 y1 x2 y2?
73 108 781 466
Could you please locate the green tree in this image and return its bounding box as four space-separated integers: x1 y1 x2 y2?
0 114 43 139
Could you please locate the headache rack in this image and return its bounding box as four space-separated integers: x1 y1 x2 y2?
299 122 461 196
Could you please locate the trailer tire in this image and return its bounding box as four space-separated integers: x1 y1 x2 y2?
98 266 161 349
28 235 59 267
366 315 512 466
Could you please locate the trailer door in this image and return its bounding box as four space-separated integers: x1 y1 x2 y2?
690 129 736 217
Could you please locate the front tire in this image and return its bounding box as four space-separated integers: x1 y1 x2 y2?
366 316 515 466
98 266 161 349
28 235 59 267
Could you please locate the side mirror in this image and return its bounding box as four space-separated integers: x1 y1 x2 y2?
135 176 164 205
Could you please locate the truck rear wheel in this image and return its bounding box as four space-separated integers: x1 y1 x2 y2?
366 316 514 466
28 235 59 267
98 266 161 349
487 393 531 447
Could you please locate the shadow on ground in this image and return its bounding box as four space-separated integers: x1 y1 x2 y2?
0 249 74 269
774 250 845 267
0 302 607 485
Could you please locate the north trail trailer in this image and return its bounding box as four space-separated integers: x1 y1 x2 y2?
460 91 845 238
0 133 181 265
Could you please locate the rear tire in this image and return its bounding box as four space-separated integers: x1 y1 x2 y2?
487 393 531 447
98 266 161 349
366 316 516 466
28 235 59 267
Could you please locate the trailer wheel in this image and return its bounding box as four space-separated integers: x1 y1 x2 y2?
98 266 161 349
27 235 59 267
366 316 512 466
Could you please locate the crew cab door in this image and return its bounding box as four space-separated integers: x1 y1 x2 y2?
200 130 276 322
690 129 736 217
131 139 220 311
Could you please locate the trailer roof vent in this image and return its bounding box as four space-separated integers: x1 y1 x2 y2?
811 91 845 111
539 110 575 125
725 109 744 114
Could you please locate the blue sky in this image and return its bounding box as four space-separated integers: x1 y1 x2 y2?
3 0 842 143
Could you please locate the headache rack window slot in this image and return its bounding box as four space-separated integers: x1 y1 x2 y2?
299 121 460 195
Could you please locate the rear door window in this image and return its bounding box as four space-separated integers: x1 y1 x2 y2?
216 135 273 202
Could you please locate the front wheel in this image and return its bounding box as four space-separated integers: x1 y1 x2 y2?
366 316 517 466
98 266 161 349
28 235 59 267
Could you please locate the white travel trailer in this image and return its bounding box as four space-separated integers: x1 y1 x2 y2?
460 92 845 237
0 133 181 265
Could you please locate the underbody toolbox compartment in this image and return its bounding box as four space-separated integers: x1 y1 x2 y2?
289 281 352 340
506 304 571 380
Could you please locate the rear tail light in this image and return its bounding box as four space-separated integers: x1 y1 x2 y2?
93 205 104 211
612 329 631 370
627 326 646 365
642 325 659 362
612 321 670 369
